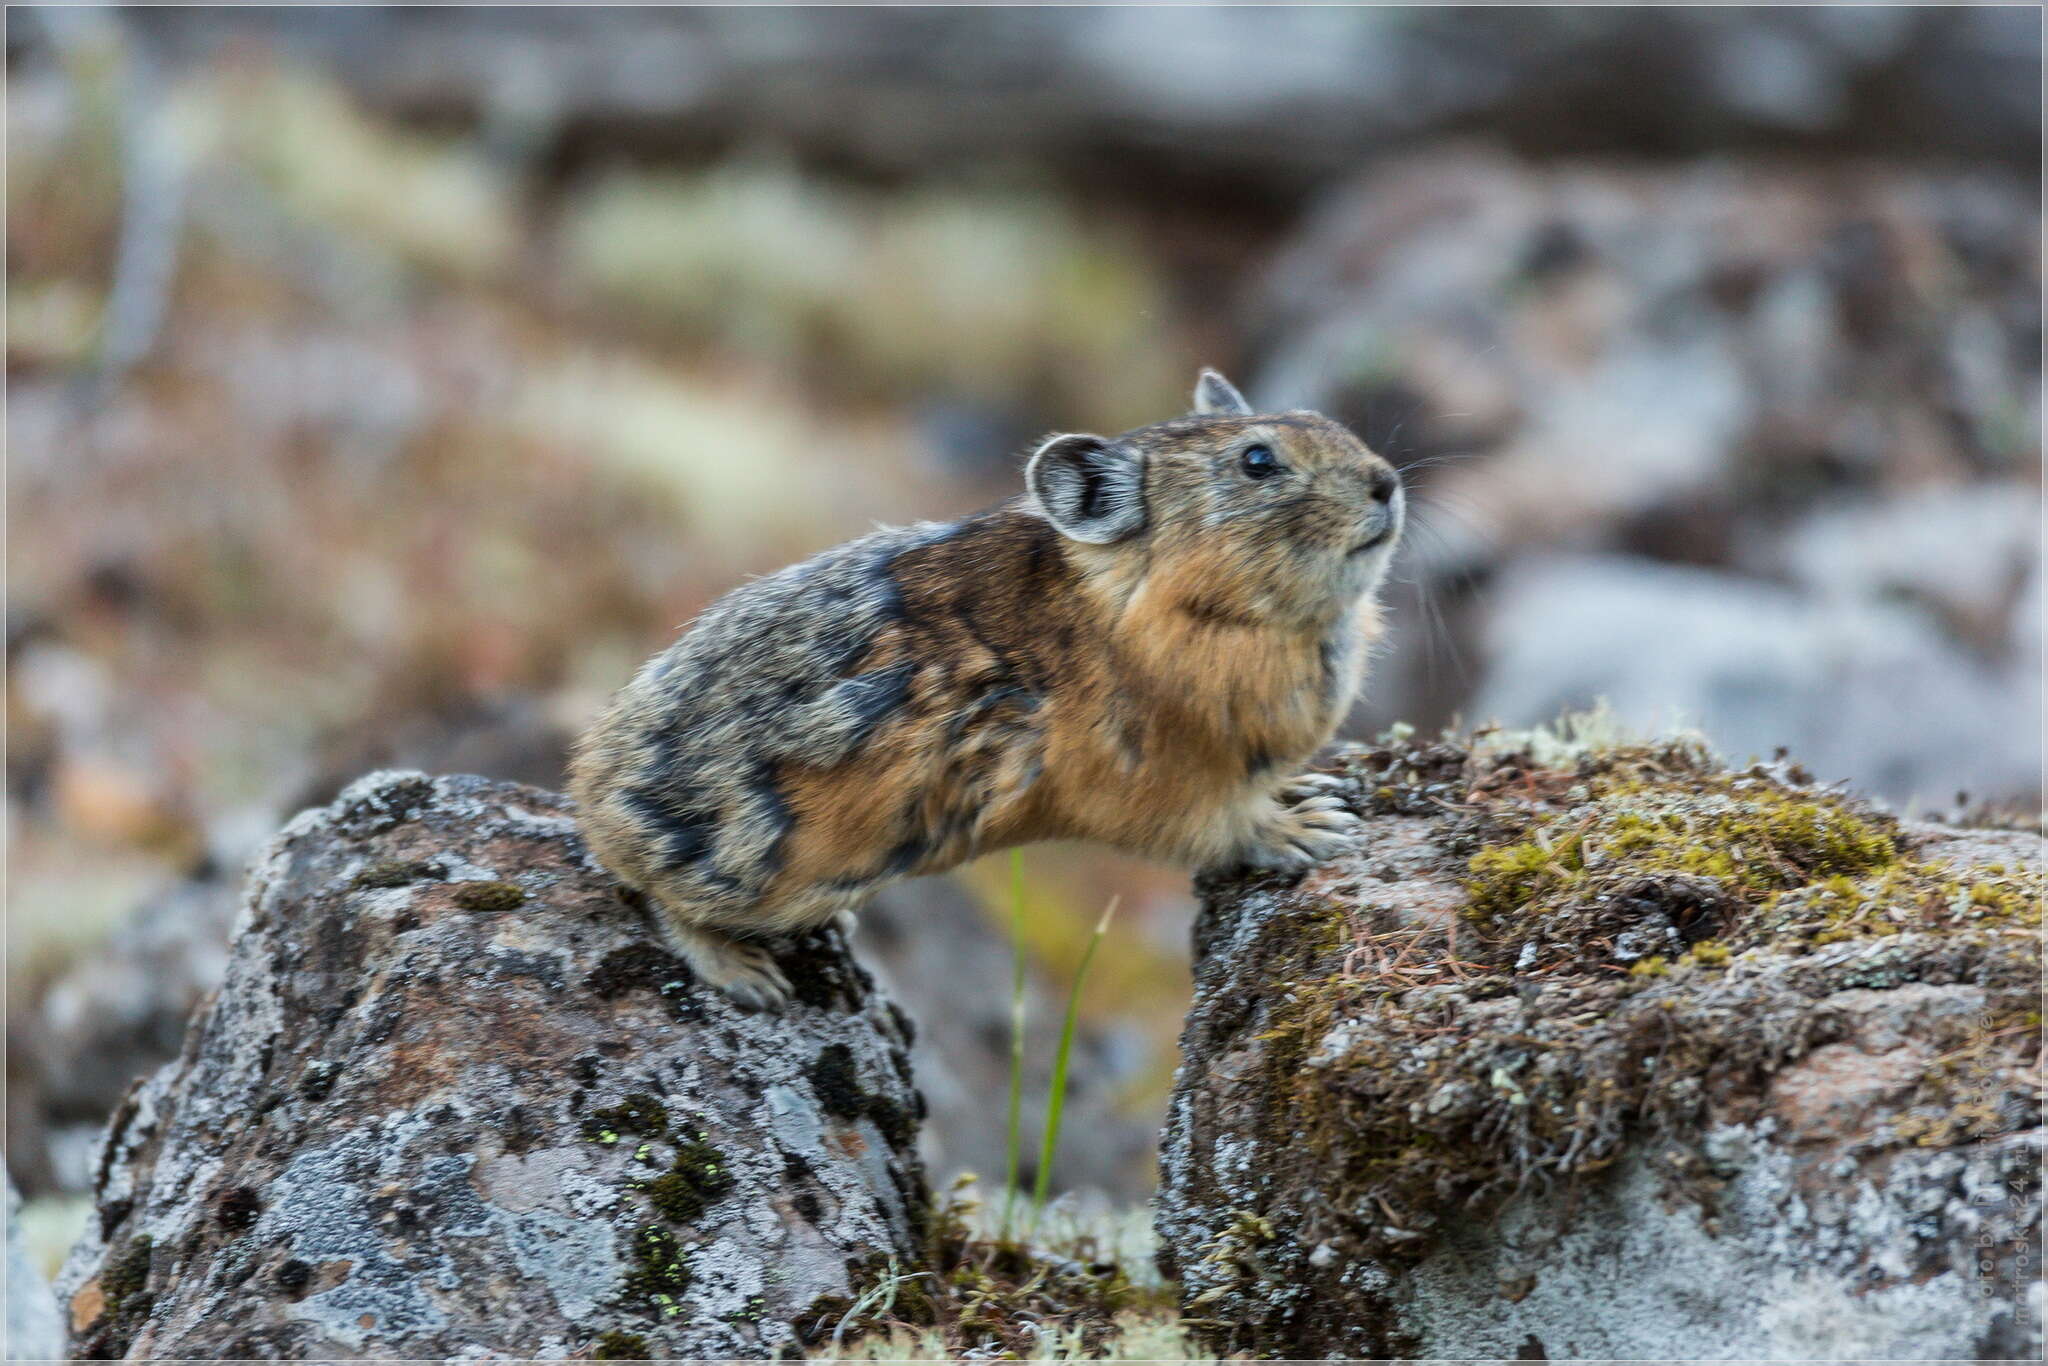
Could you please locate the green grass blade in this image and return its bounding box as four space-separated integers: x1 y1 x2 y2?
1030 895 1119 1232
998 849 1028 1243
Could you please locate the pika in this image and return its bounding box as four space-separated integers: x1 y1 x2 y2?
570 370 1403 1008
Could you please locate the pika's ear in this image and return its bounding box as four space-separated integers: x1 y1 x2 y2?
1193 367 1253 417
1026 434 1145 545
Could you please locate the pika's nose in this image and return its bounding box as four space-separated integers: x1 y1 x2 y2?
1368 468 1399 504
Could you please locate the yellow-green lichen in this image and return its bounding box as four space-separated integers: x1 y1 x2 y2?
622 1224 693 1308
1465 774 1903 968
582 1093 670 1146
1759 859 2044 949
1683 940 1731 968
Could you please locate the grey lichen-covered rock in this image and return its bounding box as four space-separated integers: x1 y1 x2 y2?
1157 732 2042 1359
57 771 929 1360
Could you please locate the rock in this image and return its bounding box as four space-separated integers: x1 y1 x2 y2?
1157 732 2041 1358
106 10 2041 193
21 873 240 1199
7 1178 64 1362
1468 555 2043 806
56 771 929 1360
1247 154 2040 811
6 695 600 1203
16 809 1151 1227
1770 484 2041 666
12 694 573 1202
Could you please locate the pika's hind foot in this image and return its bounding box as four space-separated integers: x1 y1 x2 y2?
1235 791 1363 873
661 921 792 1012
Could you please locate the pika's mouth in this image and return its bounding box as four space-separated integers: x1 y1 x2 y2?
1346 529 1393 557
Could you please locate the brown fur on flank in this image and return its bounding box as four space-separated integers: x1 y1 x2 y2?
569 369 1404 1008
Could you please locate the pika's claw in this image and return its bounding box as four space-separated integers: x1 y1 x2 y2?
662 922 792 1012
1234 788 1363 872
1279 772 1348 803
1287 804 1363 860
706 941 793 1012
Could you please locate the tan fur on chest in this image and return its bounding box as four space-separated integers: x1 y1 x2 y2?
1016 576 1380 866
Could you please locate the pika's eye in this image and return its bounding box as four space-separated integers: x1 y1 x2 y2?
1240 444 1280 480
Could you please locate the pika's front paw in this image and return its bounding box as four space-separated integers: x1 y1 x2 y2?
1238 794 1363 873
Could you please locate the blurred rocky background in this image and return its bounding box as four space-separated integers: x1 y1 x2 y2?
6 5 2039 1289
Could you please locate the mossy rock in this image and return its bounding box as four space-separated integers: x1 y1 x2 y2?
1158 730 2042 1359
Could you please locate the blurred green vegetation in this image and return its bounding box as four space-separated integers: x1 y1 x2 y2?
564 165 1183 429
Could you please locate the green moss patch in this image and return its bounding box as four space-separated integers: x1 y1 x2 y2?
582 1091 743 1330
75 1234 157 1359
213 1186 262 1233
353 859 443 889
641 1130 736 1224
585 1093 736 1222
102 1234 154 1311
451 880 527 911
1460 744 1911 964
592 1328 651 1359
584 944 706 1023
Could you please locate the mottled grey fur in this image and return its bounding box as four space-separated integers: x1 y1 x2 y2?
577 521 954 918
